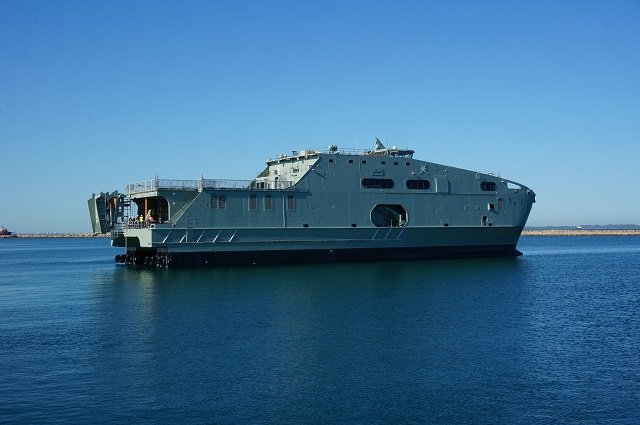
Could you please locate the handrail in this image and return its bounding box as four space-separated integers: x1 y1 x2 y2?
125 177 201 194
127 177 296 195
268 146 414 161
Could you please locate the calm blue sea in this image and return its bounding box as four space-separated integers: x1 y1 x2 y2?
1 236 639 424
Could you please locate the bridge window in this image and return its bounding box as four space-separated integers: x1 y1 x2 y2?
362 178 394 189
481 182 497 191
406 179 430 190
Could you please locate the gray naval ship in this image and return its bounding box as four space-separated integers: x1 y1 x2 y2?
88 139 535 267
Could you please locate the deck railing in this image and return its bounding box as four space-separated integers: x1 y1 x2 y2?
126 176 295 195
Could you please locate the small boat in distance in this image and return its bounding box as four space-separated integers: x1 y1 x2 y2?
0 225 12 236
88 138 536 267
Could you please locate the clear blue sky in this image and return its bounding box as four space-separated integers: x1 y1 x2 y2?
1 1 639 232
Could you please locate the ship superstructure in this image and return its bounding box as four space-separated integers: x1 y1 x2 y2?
88 139 535 267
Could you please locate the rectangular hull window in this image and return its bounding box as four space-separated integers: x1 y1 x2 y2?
406 179 430 190
480 182 497 191
362 178 394 189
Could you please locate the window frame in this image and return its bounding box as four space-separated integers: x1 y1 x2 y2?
362 178 395 189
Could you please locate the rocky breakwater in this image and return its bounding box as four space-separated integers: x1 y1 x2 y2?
1 233 109 238
522 229 640 236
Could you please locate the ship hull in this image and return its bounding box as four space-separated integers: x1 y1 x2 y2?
93 142 536 267
118 225 525 267
164 243 521 267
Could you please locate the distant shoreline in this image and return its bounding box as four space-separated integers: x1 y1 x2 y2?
0 233 109 238
522 229 640 236
2 230 639 238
